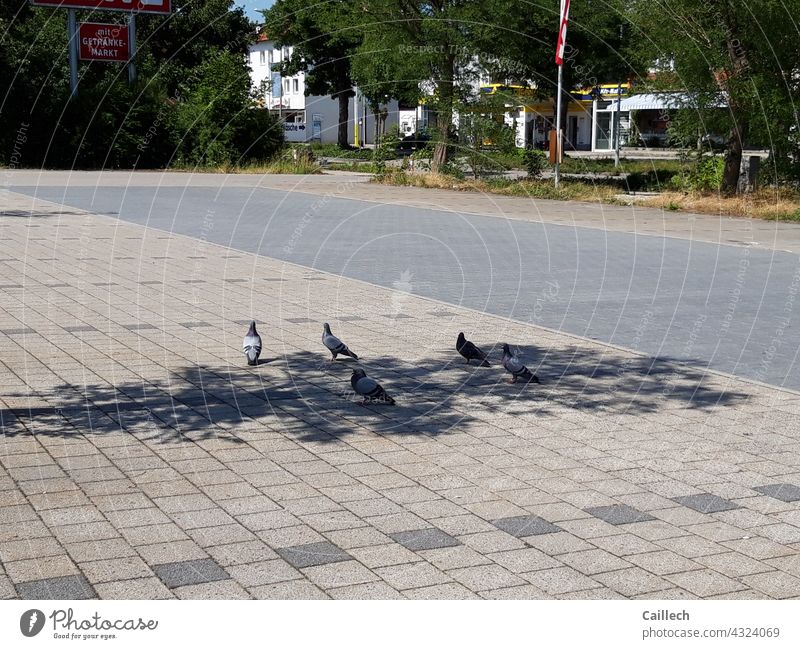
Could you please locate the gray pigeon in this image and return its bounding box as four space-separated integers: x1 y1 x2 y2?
501 343 539 384
242 320 262 366
456 332 490 367
322 323 358 361
350 368 395 405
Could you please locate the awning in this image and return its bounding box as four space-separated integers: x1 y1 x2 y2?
609 92 727 111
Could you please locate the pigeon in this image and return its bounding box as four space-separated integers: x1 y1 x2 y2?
242 320 262 366
322 323 358 361
501 343 539 384
456 332 490 367
350 368 395 405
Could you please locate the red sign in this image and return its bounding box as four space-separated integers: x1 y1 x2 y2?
30 0 170 14
78 22 129 62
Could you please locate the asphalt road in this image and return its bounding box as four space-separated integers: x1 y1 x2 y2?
11 178 800 390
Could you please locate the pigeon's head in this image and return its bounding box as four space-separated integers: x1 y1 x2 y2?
248 320 257 333
457 332 465 345
323 323 331 334
351 368 366 380
502 343 511 355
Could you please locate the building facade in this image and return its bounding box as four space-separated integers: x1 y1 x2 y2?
248 31 400 146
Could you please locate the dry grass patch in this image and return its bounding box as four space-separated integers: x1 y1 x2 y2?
640 190 800 221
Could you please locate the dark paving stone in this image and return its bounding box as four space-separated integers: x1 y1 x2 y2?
262 278 286 282
276 541 352 568
224 278 248 283
179 322 212 329
16 574 96 600
383 313 414 319
585 504 656 525
1 327 34 335
303 276 326 281
672 493 741 514
390 527 461 551
0 284 23 288
92 282 117 286
139 280 162 285
753 483 800 502
76 257 97 260
492 515 561 537
152 558 229 588
181 279 205 284
122 323 158 331
46 283 69 287
285 317 315 324
222 254 241 258
188 256 206 259
338 316 366 322
64 325 97 332
114 256 135 259
428 311 458 317
152 256 173 260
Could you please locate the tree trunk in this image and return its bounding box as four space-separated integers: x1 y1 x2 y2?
337 93 350 149
432 53 455 173
722 124 745 194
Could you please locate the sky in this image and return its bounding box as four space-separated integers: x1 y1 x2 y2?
237 0 272 21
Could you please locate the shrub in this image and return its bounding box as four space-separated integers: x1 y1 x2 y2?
522 148 548 178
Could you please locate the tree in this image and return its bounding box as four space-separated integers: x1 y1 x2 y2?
263 0 361 148
628 0 800 192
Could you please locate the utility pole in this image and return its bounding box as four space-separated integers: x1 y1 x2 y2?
127 14 137 85
554 0 570 188
614 82 622 167
67 9 78 98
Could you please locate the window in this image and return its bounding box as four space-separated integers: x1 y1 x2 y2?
259 50 265 65
293 79 299 94
284 79 290 95
267 49 273 68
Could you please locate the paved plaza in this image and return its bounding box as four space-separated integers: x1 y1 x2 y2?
2 175 800 599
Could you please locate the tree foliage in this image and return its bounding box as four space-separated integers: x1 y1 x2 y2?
0 0 282 169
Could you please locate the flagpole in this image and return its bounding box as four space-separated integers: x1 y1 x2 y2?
555 62 563 188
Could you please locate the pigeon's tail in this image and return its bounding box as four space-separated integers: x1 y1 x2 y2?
383 393 396 405
342 348 359 360
479 359 491 368
529 374 540 384
246 348 260 365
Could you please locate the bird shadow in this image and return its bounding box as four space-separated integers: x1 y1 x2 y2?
0 343 750 447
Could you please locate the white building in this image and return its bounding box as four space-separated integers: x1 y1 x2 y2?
248 31 401 145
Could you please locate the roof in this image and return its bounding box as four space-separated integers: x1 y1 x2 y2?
611 92 727 111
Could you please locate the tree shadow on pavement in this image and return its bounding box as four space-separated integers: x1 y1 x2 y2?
0 344 749 445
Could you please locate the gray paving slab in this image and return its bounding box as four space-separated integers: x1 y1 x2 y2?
276 541 353 569
753 484 800 503
16 575 96 599
492 515 561 538
389 528 461 551
673 494 742 514
585 504 657 526
152 558 230 588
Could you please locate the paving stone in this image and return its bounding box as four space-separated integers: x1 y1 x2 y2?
524 566 601 595
741 571 800 598
16 574 96 599
329 582 404 599
174 579 252 600
418 546 491 571
753 483 800 503
592 567 672 597
248 580 329 599
449 564 525 591
79 557 156 584
276 541 352 568
665 569 747 597
491 515 561 538
585 504 656 525
94 577 173 599
375 562 452 590
226 559 301 587
152 558 229 588
672 493 741 514
390 527 461 551
558 549 632 575
302 560 379 589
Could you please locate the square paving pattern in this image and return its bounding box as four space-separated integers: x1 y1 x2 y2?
276 542 352 568
753 484 800 502
390 528 461 551
16 575 97 600
585 505 656 526
672 493 741 514
152 559 230 588
1 186 800 600
492 515 561 537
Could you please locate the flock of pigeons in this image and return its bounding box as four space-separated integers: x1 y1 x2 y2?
242 320 539 406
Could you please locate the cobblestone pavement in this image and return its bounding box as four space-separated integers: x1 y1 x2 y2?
1 188 800 600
